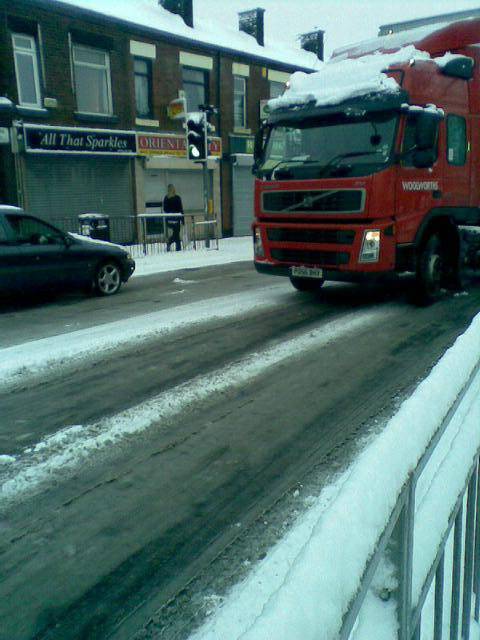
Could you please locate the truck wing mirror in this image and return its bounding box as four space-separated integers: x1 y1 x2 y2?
441 57 474 80
415 112 440 151
253 124 267 175
412 148 436 169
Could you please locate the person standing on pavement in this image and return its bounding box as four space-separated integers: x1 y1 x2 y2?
163 184 185 252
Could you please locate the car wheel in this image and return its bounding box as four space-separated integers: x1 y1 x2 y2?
95 262 122 296
414 234 445 305
289 276 325 292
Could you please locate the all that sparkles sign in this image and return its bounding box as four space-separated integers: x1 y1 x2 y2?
24 125 137 155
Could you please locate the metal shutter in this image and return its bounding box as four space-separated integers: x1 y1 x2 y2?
24 155 133 222
232 160 254 237
144 169 204 214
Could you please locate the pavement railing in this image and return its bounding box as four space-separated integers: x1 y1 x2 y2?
340 358 480 640
50 214 221 256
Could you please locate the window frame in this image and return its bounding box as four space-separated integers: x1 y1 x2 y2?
182 65 209 112
12 32 42 109
233 75 247 130
446 114 467 167
72 42 113 116
133 56 153 119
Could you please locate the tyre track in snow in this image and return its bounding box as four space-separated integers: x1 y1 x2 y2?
1 276 480 640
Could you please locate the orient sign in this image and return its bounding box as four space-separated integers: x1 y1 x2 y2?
24 125 136 155
136 133 222 158
137 133 185 157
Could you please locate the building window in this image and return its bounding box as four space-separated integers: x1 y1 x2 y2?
234 75 247 129
72 44 112 115
447 114 467 166
182 66 208 112
12 33 42 108
134 57 152 118
269 80 284 99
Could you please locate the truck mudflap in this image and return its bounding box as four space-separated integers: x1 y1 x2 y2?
254 220 396 276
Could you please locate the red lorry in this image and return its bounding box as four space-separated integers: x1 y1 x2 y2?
252 19 480 303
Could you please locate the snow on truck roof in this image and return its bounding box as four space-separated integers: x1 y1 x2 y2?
267 41 474 114
47 0 320 71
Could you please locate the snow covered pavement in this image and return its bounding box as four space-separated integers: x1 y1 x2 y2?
188 311 480 640
132 236 252 278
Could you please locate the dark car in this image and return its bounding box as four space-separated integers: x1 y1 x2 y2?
0 206 135 296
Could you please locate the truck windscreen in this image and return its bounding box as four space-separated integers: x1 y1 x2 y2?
260 112 399 179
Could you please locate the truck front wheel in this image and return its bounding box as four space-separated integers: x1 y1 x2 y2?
414 234 445 305
289 276 325 292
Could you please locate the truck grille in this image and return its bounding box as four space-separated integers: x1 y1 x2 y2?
270 249 350 266
263 189 365 214
267 228 355 245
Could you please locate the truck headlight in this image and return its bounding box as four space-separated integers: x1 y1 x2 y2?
253 227 265 258
359 230 381 263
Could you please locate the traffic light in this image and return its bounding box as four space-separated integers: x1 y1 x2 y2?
186 114 207 161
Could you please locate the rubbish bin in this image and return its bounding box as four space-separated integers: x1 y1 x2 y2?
78 213 110 242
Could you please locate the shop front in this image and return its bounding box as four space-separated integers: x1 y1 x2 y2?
135 132 222 241
230 134 255 237
16 124 137 243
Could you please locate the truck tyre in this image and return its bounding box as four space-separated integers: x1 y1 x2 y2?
414 234 445 305
289 276 325 292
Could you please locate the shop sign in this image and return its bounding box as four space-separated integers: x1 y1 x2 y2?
259 99 270 120
23 125 137 155
137 133 222 158
230 134 255 155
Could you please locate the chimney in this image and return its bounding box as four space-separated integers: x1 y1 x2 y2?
239 8 265 47
159 0 194 28
300 30 325 61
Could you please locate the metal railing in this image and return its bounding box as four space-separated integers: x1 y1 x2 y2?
339 360 480 640
50 213 220 257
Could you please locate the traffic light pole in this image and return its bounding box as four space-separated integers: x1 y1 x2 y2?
201 109 213 249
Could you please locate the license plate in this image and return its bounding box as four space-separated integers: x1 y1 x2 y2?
290 266 324 279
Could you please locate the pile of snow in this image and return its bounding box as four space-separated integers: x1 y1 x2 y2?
133 236 252 278
52 0 319 70
189 311 480 640
268 45 430 111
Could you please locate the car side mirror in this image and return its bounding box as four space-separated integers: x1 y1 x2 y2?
63 233 73 247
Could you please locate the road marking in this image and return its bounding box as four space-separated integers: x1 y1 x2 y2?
0 305 398 508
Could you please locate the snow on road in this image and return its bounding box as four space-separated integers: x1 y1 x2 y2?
0 305 396 508
0 282 288 391
133 237 252 278
188 311 480 640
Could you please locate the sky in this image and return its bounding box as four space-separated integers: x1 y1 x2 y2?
196 0 480 58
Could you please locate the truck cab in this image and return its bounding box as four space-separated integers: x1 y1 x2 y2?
253 19 480 302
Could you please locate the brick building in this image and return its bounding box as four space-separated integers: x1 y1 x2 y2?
0 0 322 241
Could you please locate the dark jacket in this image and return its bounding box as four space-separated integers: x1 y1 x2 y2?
163 195 184 225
